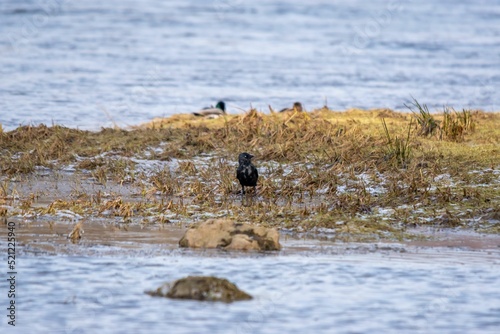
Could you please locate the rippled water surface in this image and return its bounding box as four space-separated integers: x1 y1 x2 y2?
1 225 500 334
1 0 499 129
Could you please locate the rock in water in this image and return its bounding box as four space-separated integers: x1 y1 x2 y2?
179 218 281 251
146 276 252 302
68 221 84 243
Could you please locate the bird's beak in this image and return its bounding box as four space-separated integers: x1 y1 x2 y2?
249 154 254 159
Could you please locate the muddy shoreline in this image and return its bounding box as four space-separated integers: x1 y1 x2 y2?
5 213 500 258
1 109 499 250
2 170 499 250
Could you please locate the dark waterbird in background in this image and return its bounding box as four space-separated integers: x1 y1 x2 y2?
279 102 303 113
193 101 226 117
236 152 258 195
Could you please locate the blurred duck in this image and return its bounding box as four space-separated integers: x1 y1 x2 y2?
279 102 303 113
193 101 226 117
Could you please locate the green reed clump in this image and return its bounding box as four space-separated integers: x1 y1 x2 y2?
406 98 439 137
441 107 475 142
381 118 413 168
405 98 476 142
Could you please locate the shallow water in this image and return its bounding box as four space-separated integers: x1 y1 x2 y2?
1 0 499 130
9 253 500 334
1 219 500 334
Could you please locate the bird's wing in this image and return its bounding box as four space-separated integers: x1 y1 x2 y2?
193 108 224 116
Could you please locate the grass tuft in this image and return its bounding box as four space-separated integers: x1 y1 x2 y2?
381 118 413 168
441 107 476 142
406 97 439 137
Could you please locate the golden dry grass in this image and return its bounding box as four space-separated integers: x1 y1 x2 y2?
1 107 499 238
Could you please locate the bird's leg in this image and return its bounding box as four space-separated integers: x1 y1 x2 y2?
242 196 251 207
241 186 245 195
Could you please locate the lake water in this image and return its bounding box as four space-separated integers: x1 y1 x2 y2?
3 245 500 334
1 0 499 130
1 219 500 334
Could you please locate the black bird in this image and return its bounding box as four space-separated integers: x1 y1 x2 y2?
236 152 258 195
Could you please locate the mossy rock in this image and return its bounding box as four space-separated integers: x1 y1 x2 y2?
146 276 252 302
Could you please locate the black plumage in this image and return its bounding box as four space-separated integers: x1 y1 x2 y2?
236 152 258 194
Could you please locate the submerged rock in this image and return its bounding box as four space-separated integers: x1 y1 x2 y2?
179 218 281 251
146 276 252 302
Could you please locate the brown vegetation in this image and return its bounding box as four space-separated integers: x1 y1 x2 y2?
1 105 499 239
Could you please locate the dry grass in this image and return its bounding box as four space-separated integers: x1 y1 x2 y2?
1 106 499 238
